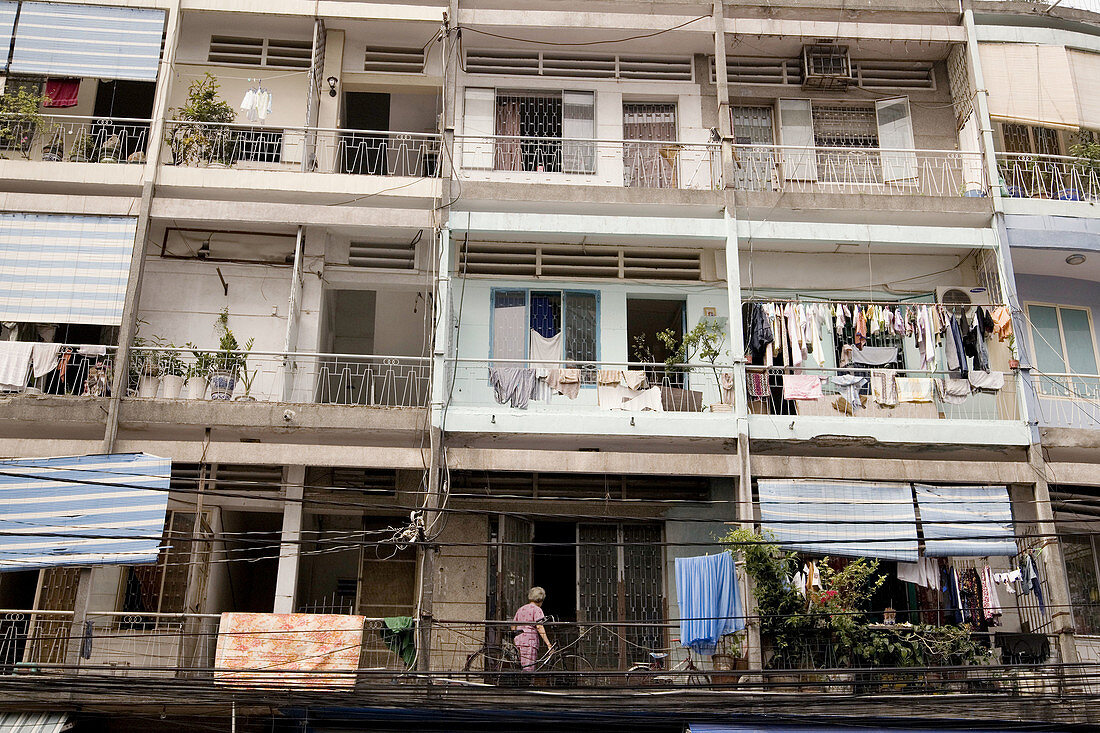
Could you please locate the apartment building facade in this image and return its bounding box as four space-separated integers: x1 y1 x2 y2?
0 0 1098 730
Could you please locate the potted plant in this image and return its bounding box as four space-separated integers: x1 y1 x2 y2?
1068 139 1100 201
185 343 214 399
169 72 236 166
1007 332 1020 370
209 309 254 400
160 346 187 399
654 318 730 412
41 130 64 161
0 86 45 160
99 133 122 163
70 130 97 163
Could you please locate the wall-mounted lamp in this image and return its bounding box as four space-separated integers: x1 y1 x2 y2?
327 76 338 98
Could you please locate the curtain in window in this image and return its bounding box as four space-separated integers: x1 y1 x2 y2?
979 43 1079 128
496 100 522 172
492 290 527 362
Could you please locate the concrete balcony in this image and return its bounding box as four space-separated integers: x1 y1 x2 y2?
1029 371 1100 431
997 152 1100 217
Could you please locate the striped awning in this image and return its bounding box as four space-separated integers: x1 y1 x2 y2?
0 712 68 733
10 3 165 81
0 453 170 570
758 479 919 562
0 213 136 326
916 484 1017 557
0 2 16 72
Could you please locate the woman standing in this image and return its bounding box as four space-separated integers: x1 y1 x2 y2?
512 586 553 671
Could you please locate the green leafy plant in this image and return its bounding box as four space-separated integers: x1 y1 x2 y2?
41 129 64 161
169 73 236 166
0 86 46 159
186 343 216 380
212 308 254 381
70 130 98 162
161 344 186 378
655 319 730 399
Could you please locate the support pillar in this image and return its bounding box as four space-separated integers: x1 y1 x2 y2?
273 466 306 615
63 568 93 669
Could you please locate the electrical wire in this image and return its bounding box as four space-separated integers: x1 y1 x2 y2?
457 15 712 48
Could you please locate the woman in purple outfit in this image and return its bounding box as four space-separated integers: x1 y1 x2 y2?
512 586 553 671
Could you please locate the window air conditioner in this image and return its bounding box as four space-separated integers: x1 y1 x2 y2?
802 44 853 91
935 286 993 308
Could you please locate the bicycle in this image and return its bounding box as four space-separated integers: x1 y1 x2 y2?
625 642 711 687
461 617 596 687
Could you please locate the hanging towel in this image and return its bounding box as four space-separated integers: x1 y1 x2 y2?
897 557 940 589
622 370 647 391
488 367 537 409
981 566 1003 620
870 370 898 406
675 551 745 656
829 373 867 406
991 306 1013 343
851 346 898 366
78 344 108 356
621 385 663 412
378 616 417 669
30 343 62 379
529 329 562 366
968 370 1005 392
895 377 933 403
747 371 769 398
935 378 971 405
548 368 581 400
719 370 736 405
782 374 823 401
44 78 80 107
0 341 33 390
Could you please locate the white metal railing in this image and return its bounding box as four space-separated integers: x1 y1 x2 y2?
1028 371 1100 429
447 358 735 413
0 344 115 397
0 114 150 163
997 152 1100 201
747 365 1020 421
127 347 430 407
732 144 988 197
455 135 722 190
162 120 441 176
0 610 74 672
81 611 220 676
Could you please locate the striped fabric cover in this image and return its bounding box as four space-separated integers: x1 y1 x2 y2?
0 712 68 733
0 453 170 570
916 484 1017 557
10 3 165 81
0 2 15 72
758 479 919 562
0 213 136 326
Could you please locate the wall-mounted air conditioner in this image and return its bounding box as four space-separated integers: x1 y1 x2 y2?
802 43 853 90
935 286 993 308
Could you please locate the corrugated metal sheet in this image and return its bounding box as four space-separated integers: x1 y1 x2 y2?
758 479 919 562
10 2 164 81
0 711 68 733
0 453 170 570
916 484 1016 557
0 213 136 326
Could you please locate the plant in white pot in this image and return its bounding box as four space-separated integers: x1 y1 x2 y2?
209 309 253 400
185 344 213 399
160 346 187 399
134 336 163 398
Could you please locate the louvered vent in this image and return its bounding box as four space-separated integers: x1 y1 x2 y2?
169 463 283 493
364 46 426 73
460 241 702 281
208 36 311 69
349 240 416 269
305 468 400 506
451 471 709 501
466 49 692 81
856 61 935 90
726 57 803 85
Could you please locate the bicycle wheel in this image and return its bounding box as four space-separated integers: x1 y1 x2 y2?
545 652 596 688
462 644 518 686
624 662 654 688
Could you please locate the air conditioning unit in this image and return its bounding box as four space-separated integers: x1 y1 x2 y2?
936 286 993 308
802 43 853 90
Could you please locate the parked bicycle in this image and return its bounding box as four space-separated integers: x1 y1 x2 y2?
462 617 596 687
625 641 711 686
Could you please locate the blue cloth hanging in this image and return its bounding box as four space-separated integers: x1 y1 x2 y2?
675 551 745 656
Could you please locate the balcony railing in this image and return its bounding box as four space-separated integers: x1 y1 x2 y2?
447 358 735 413
0 344 115 398
127 347 430 407
162 120 441 177
1029 371 1100 430
732 144 987 197
456 135 722 190
997 152 1100 201
747 366 1019 421
0 114 150 164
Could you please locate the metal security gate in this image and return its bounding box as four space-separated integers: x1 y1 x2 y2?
496 515 533 622
577 523 663 671
731 105 774 190
623 104 677 188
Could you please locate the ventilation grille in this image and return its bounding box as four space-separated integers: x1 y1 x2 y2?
715 56 934 90
364 46 426 73
170 463 284 494
466 49 692 81
460 241 703 281
208 36 312 69
305 468 400 505
349 240 416 269
451 471 710 501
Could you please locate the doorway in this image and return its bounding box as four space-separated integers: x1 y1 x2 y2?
219 511 280 613
623 103 677 187
93 80 155 160
343 92 390 174
627 298 685 386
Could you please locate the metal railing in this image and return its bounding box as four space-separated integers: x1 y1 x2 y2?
456 135 722 190
127 347 430 407
1028 371 1100 430
997 152 1100 201
732 144 988 197
0 344 115 397
747 365 1019 421
0 610 74 672
0 114 150 164
162 120 441 177
446 358 735 413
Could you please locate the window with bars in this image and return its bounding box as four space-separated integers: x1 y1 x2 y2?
491 288 599 365
622 103 678 188
1000 122 1063 156
119 511 211 623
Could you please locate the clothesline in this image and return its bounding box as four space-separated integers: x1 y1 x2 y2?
745 297 1007 308
172 67 307 82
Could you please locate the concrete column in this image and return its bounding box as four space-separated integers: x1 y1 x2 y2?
962 9 1004 216
273 466 306 614
102 0 183 453
317 30 345 131
712 0 735 187
63 568 93 668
